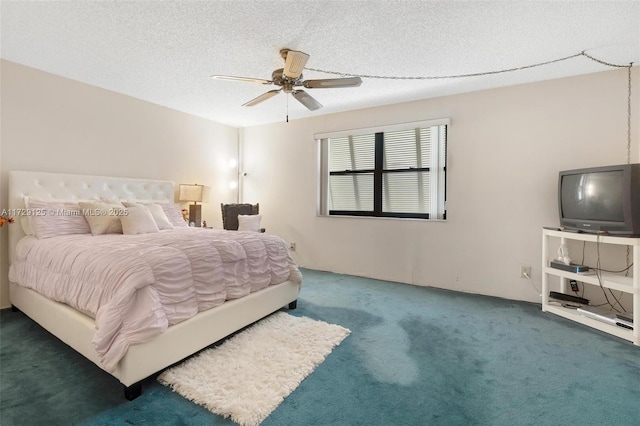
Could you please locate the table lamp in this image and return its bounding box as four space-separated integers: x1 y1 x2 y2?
179 183 204 227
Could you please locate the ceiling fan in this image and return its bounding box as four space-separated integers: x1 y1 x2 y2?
211 49 362 111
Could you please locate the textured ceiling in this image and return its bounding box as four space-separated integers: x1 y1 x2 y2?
1 1 639 127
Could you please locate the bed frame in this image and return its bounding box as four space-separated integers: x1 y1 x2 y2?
7 171 300 400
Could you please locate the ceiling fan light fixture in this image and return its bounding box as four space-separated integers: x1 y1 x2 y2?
212 48 362 112
282 49 310 79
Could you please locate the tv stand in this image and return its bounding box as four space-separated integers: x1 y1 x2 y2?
542 229 639 345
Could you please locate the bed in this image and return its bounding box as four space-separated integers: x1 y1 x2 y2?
7 170 302 400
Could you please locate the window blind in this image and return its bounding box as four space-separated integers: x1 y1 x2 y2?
323 122 447 219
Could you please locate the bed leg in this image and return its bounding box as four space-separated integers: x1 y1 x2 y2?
11 305 20 313
124 382 142 401
288 300 297 310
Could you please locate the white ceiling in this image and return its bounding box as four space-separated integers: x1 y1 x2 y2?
1 1 639 128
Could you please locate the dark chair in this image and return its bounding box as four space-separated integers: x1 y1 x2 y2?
221 203 265 232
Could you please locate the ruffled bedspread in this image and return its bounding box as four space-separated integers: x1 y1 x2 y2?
8 228 302 372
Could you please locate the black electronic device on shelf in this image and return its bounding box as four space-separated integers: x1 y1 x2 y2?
549 291 589 305
549 260 590 273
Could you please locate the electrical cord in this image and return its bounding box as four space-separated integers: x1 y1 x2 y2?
594 235 627 313
306 51 632 80
589 264 634 274
571 237 632 311
523 271 541 297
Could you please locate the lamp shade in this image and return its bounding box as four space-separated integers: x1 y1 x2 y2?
179 184 203 203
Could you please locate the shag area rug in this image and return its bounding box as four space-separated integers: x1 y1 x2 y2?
157 312 350 426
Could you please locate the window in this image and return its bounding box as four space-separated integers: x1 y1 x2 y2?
318 119 448 220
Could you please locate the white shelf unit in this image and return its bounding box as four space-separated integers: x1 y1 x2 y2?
541 229 639 345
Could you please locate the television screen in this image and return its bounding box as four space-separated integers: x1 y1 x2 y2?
560 171 624 223
558 163 640 236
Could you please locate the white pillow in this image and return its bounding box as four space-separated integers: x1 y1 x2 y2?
24 197 92 239
237 214 262 232
123 202 174 230
120 206 160 235
144 203 174 230
78 201 126 235
20 217 34 236
159 203 189 228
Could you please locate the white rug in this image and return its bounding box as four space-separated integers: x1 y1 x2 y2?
157 312 351 426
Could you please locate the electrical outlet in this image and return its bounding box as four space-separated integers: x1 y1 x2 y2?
520 266 531 279
289 242 296 251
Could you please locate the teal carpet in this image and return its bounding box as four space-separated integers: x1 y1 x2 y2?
1 268 639 425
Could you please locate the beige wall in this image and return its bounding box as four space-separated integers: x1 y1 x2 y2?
242 67 639 303
0 60 240 307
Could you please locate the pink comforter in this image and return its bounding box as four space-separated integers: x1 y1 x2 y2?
8 228 302 372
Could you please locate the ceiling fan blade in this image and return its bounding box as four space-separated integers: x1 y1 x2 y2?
303 77 363 89
283 50 310 79
242 89 281 107
292 90 322 111
211 75 272 85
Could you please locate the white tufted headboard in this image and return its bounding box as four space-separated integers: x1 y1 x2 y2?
8 171 175 262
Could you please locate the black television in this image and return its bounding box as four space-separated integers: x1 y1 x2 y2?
558 163 640 236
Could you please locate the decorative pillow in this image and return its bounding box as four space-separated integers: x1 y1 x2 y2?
120 206 160 235
159 203 189 228
237 214 262 232
78 201 126 235
123 201 174 230
143 203 175 230
24 197 92 239
20 217 34 236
